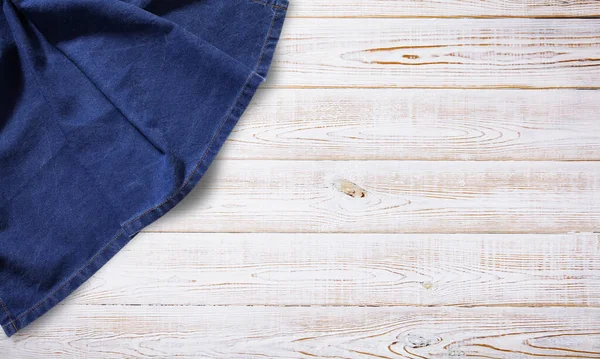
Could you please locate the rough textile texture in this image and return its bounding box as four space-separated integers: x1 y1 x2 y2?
0 0 288 337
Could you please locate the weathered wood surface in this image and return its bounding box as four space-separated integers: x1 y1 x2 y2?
2 306 599 358
223 88 600 160
67 233 600 307
288 0 600 18
266 19 600 89
144 160 600 233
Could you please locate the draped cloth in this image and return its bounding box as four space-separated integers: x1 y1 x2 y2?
0 0 287 336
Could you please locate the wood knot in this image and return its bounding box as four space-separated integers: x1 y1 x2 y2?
334 179 367 198
402 333 442 348
448 349 466 357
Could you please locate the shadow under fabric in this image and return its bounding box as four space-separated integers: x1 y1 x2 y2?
0 0 288 336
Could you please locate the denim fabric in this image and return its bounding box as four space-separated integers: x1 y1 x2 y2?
0 0 288 337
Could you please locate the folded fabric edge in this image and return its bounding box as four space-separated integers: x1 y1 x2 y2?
1 3 287 338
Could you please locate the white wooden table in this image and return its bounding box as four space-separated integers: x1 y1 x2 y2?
2 1 600 357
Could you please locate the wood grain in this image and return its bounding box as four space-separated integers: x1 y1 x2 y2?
2 306 599 358
143 160 600 233
222 88 600 160
266 18 600 89
288 0 600 18
66 232 600 307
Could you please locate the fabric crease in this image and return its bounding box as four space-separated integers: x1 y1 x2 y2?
0 0 288 336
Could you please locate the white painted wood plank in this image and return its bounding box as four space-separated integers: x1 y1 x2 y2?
67 233 600 307
266 18 600 88
222 88 600 160
143 160 600 233
289 0 600 18
2 306 599 358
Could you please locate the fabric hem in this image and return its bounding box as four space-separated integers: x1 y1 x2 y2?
1 4 287 338
1 229 127 337
121 71 266 237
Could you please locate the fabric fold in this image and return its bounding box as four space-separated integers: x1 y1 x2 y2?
0 0 288 336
